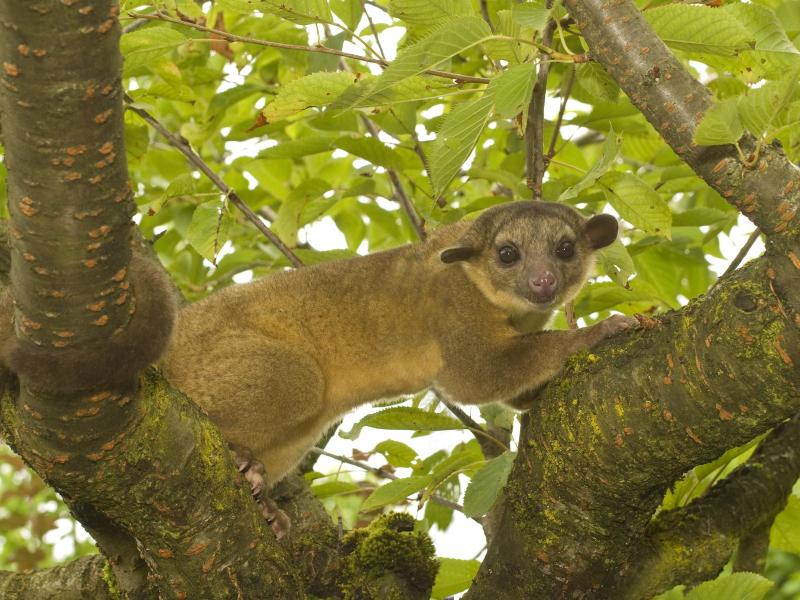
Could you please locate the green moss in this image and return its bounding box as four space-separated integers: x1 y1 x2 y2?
102 561 120 599
339 513 437 600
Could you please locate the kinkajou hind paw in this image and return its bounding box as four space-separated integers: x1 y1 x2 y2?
229 443 291 539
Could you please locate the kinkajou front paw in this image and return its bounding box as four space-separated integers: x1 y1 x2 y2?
593 314 639 342
229 443 291 539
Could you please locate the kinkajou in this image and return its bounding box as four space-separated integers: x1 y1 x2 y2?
159 200 637 503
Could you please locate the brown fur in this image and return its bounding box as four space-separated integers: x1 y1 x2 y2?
160 201 636 485
3 254 176 393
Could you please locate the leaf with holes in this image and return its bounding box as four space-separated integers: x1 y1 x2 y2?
186 201 231 263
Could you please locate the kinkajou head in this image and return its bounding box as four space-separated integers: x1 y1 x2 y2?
440 201 618 316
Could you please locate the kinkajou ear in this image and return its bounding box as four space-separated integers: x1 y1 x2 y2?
440 245 479 263
584 214 618 250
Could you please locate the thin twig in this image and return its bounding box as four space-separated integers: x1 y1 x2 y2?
437 393 511 454
307 447 472 517
124 95 304 268
546 65 576 161
718 228 762 282
130 11 491 84
479 0 495 32
360 0 386 59
525 9 557 199
122 17 148 33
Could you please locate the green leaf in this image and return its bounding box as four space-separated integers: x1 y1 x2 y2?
311 480 362 498
330 0 363 29
120 26 188 73
361 475 432 511
431 558 481 599
388 0 472 29
217 0 333 24
430 93 495 196
738 75 799 138
258 133 339 159
334 136 405 171
345 17 493 106
488 63 536 119
374 440 418 468
463 452 515 517
601 171 672 238
341 407 464 440
575 62 619 103
558 131 620 201
596 240 635 287
693 98 743 145
186 201 231 263
511 2 550 31
685 572 773 600
264 72 357 121
644 5 752 56
771 494 800 553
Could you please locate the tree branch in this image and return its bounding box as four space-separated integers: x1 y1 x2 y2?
525 12 557 199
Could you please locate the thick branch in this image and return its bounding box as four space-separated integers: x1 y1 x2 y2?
0 555 112 600
620 413 800 598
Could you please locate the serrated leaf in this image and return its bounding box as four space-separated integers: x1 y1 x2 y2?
575 62 619 103
217 0 332 24
463 451 515 517
311 481 362 498
264 72 356 121
332 76 460 112
428 441 484 491
361 475 432 511
694 98 743 145
511 2 550 31
292 248 358 264
738 75 799 138
258 133 339 159
341 407 464 440
771 494 800 553
374 440 418 468
685 572 773 600
330 0 362 29
489 63 536 119
430 93 495 196
431 558 481 599
272 178 332 244
645 5 752 56
601 171 672 238
120 26 188 73
186 201 231 262
558 131 620 201
597 240 635 287
334 136 405 171
341 17 493 107
388 0 472 28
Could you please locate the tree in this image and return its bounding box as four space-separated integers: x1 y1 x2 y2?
1 0 799 597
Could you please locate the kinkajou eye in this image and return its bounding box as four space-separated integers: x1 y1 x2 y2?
556 240 575 259
498 245 519 264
